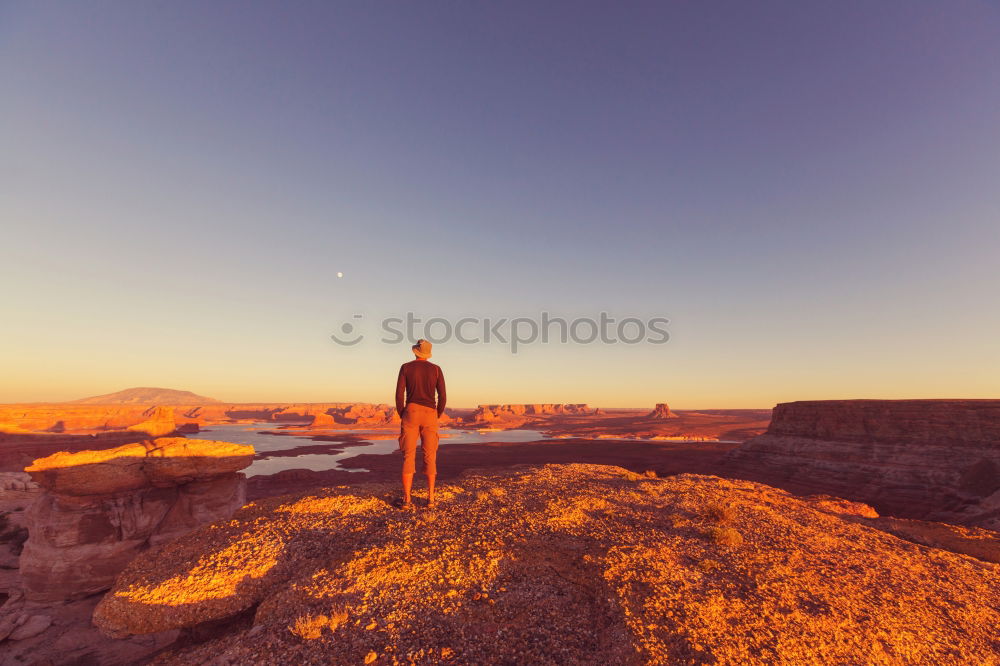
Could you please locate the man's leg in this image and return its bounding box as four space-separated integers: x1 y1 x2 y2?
400 408 419 505
402 471 414 504
420 409 440 505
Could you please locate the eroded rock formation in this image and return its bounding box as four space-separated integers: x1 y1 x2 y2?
341 403 398 425
469 404 592 424
0 405 159 434
93 464 1000 663
20 438 254 602
0 473 39 570
308 412 337 429
647 403 677 419
0 472 40 502
723 399 1000 529
0 402 407 436
308 405 401 428
126 406 177 437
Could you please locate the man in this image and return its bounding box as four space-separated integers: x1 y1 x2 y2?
395 338 446 508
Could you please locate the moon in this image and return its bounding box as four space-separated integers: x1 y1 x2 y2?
336 272 344 278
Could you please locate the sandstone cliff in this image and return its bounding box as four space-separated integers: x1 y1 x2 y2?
20 438 254 602
722 400 1000 530
94 464 1000 664
0 405 159 434
308 412 338 429
126 405 178 437
341 404 399 425
0 402 406 437
469 403 592 424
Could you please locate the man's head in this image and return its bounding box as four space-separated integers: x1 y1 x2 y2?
412 339 432 359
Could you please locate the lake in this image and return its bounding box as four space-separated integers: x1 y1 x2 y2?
195 423 552 476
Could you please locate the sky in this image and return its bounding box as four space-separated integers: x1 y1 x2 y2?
2 1 999 407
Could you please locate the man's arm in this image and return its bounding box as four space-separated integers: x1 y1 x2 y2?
436 366 447 418
395 365 406 416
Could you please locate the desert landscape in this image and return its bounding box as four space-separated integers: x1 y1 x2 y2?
6 3 1000 663
0 389 997 663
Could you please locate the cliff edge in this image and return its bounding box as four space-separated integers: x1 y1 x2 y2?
722 399 1000 529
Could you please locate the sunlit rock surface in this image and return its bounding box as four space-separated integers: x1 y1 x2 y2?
20 438 254 602
25 438 254 495
126 406 178 437
723 400 1000 529
95 464 999 664
308 412 338 429
469 404 592 425
647 403 678 419
0 401 405 437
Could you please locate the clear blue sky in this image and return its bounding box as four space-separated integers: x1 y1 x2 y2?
2 1 999 406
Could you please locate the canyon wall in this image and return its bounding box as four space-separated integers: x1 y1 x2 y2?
723 400 1000 529
172 402 404 425
0 402 405 435
20 438 254 602
470 404 592 424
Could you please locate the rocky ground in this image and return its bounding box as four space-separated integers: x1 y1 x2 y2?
95 464 1000 665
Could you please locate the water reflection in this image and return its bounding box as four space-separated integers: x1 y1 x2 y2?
195 424 553 476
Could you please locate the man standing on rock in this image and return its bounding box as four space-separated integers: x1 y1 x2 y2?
395 339 446 509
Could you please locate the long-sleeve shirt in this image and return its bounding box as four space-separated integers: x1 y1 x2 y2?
395 360 446 417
